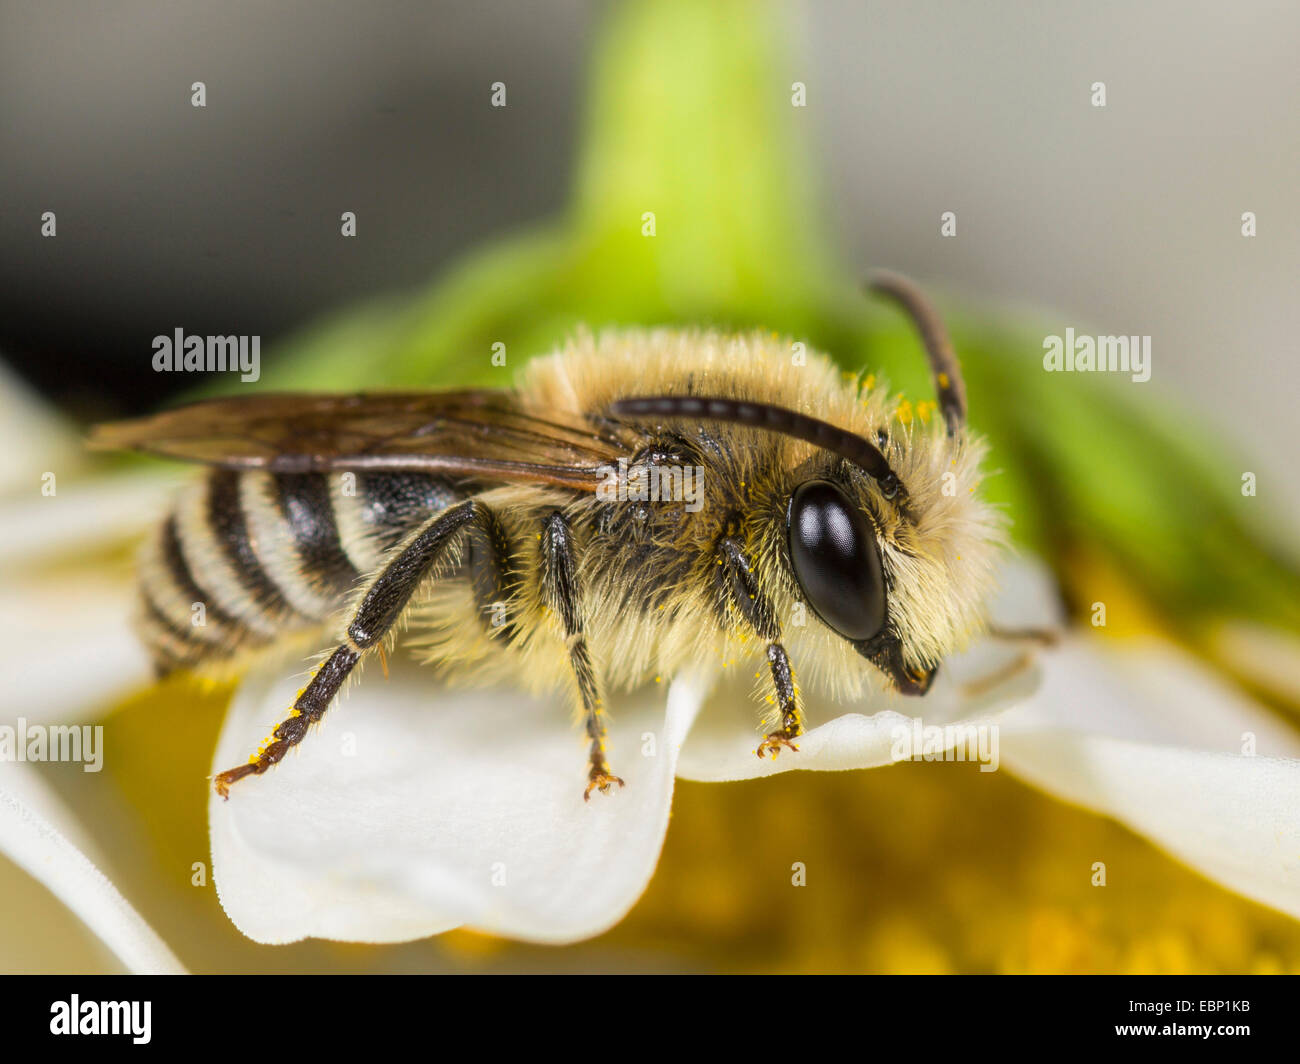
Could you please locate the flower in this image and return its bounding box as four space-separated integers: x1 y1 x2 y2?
0 364 184 974
3 350 1299 972
206 558 1300 946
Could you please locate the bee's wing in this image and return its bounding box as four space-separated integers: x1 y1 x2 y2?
88 391 636 490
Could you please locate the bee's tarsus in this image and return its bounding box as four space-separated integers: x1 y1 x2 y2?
213 761 260 799
756 731 800 760
584 769 626 801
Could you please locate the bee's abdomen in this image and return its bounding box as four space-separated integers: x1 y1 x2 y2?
138 468 459 674
137 506 252 672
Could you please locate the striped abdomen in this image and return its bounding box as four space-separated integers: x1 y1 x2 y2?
137 468 460 674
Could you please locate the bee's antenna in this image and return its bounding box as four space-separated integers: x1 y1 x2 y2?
866 270 966 435
609 395 902 496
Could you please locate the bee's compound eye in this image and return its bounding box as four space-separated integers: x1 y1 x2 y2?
787 480 886 641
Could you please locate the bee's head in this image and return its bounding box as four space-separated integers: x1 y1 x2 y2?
612 271 997 697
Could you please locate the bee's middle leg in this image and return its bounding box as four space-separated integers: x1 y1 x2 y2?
539 511 622 800
717 537 803 759
213 499 485 798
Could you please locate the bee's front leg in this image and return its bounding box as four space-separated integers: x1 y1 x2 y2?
539 511 623 800
715 537 803 759
757 642 801 758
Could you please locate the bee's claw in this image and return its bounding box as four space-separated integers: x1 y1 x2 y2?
212 761 260 799
756 733 799 759
584 769 625 801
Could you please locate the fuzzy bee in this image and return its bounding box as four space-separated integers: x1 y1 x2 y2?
91 273 1005 800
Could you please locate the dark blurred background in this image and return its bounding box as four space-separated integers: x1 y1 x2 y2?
0 0 589 417
2 0 1296 516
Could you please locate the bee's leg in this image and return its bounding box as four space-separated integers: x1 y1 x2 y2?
465 506 522 639
716 537 803 759
961 624 1058 699
213 499 483 798
960 649 1035 699
539 511 622 801
758 642 802 759
986 624 1059 647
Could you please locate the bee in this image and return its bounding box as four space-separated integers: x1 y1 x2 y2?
91 272 1005 801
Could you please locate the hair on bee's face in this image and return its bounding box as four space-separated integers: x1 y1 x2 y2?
609 276 971 695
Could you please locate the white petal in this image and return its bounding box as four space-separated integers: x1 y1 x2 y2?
678 555 1058 781
3 569 153 724
0 782 186 974
0 375 182 969
1209 621 1300 707
0 361 81 497
0 471 179 571
1 762 100 857
999 636 1300 919
677 647 1038 781
1001 636 1300 755
211 661 708 945
0 468 172 723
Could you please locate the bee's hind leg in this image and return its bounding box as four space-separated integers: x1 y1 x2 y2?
213 644 358 798
716 537 804 759
539 511 623 801
213 499 485 798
